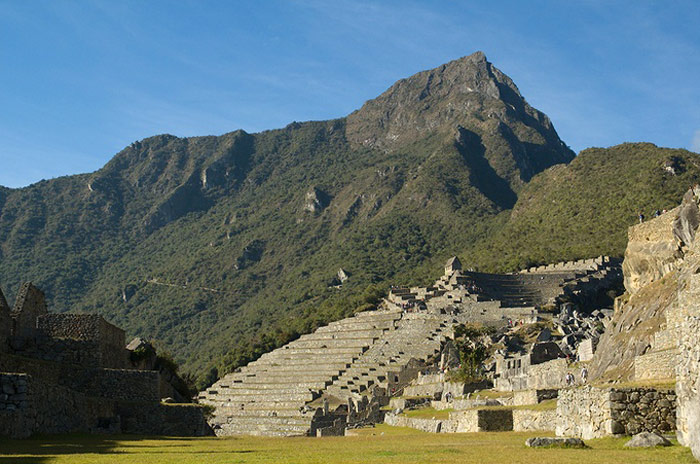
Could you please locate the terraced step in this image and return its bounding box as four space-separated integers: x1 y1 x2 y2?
287 338 377 349
297 328 387 340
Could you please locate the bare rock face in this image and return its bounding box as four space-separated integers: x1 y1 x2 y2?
588 273 677 382
611 187 700 460
337 268 349 283
303 187 329 214
673 189 700 248
622 206 683 294
674 207 700 459
591 199 696 382
345 51 574 188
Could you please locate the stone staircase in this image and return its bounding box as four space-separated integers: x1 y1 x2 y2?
199 309 403 436
199 256 623 437
463 270 604 308
325 313 449 400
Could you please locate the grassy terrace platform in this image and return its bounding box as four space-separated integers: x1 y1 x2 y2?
0 426 693 464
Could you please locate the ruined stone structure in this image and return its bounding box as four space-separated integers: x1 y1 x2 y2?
388 255 621 323
673 191 700 459
199 309 452 436
556 386 676 439
385 408 514 433
0 282 211 438
201 255 623 436
495 345 569 391
385 379 558 434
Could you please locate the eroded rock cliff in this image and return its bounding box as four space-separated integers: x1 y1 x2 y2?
587 188 700 460
622 207 682 295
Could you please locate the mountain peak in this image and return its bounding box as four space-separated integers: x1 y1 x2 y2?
345 51 573 182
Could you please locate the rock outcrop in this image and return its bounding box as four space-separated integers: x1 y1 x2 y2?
622 207 682 294
303 187 329 214
589 272 677 382
346 51 574 188
587 187 700 460
590 205 692 383
674 197 700 459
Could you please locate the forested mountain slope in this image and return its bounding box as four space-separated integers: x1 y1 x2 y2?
2 51 696 386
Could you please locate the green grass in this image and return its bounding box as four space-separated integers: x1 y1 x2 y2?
404 407 453 419
467 389 511 399
0 427 694 464
472 399 558 412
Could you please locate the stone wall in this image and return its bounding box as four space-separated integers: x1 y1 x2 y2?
675 245 700 457
11 283 47 338
512 389 557 406
87 369 161 402
0 372 116 438
634 348 677 381
13 336 104 369
384 413 447 433
37 314 127 369
118 403 213 436
556 386 676 439
0 290 10 353
513 409 557 432
385 409 513 433
497 358 571 392
0 371 210 438
0 373 28 412
431 398 502 410
0 353 159 402
528 359 570 390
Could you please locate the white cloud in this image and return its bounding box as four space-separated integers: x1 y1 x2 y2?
693 130 700 153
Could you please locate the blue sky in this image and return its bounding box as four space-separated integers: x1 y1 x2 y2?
1 1 699 188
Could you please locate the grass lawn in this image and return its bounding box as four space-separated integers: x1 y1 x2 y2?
403 407 452 419
0 425 694 464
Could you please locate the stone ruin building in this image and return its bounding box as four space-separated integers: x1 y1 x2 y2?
0 282 211 438
381 194 700 448
199 255 623 436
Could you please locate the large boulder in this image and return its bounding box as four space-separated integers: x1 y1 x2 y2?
525 437 587 448
624 432 671 448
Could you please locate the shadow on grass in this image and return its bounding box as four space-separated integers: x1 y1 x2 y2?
0 434 252 460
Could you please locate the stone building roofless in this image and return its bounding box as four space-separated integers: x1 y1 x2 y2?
445 256 462 275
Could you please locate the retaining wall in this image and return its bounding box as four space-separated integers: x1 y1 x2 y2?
634 348 677 381
556 386 676 439
513 409 557 432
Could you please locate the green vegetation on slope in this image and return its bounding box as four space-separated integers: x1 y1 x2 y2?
1 53 698 390
0 54 576 387
468 143 700 272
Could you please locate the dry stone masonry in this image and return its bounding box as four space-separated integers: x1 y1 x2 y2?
556 386 676 439
0 282 211 438
201 255 622 436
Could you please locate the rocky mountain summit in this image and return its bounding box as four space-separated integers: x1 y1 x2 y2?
347 51 574 192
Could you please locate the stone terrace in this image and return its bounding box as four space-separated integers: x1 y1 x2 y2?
200 255 623 437
325 313 451 400
199 309 405 436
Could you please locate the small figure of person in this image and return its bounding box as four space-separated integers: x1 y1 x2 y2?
565 372 575 386
654 209 661 218
581 367 589 384
638 212 645 223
